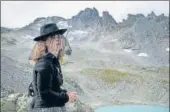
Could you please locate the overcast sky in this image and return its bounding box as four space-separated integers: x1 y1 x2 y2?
1 1 169 28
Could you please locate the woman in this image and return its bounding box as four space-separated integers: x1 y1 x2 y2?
28 23 77 112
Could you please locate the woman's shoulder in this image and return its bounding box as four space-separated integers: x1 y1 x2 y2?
34 57 53 73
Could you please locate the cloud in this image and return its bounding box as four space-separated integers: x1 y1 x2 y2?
1 1 169 28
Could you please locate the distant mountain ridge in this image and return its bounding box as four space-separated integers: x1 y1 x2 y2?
1 7 169 66
1 8 168 32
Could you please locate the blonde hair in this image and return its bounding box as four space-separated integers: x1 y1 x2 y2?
29 35 65 64
29 41 46 64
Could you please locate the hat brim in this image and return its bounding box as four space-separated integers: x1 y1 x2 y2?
34 29 67 41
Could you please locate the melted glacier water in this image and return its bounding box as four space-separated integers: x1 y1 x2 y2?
95 105 169 112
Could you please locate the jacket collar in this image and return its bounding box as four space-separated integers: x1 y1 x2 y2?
38 52 59 64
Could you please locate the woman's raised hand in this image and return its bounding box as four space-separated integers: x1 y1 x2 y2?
67 91 78 103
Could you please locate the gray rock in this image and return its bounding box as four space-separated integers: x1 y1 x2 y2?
1 93 94 112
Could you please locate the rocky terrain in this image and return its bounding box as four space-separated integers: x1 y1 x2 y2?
1 8 169 112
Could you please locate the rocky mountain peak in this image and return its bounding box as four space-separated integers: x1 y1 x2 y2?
100 11 118 29
3 7 168 38
127 13 145 21
156 13 168 22
70 7 100 29
33 17 46 23
147 11 157 20
70 8 118 31
102 11 117 23
75 7 99 19
1 27 12 33
71 7 99 23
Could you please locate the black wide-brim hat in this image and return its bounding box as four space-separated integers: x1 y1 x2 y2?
34 23 67 41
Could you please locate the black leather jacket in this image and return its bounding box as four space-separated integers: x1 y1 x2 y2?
30 53 69 108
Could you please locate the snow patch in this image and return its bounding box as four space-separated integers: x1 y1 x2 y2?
137 53 148 57
124 49 132 53
165 48 169 52
67 30 88 41
110 39 118 42
21 35 34 39
8 94 15 98
57 21 71 29
69 37 74 41
71 30 88 35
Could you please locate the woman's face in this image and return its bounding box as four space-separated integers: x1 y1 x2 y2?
29 34 65 65
46 34 65 57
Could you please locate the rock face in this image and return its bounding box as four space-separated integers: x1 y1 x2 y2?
118 14 145 28
70 8 100 30
1 93 94 112
69 8 118 31
147 11 157 20
1 27 12 33
116 12 169 65
18 16 66 37
100 11 118 32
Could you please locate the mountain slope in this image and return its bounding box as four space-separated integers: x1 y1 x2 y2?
1 7 169 111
